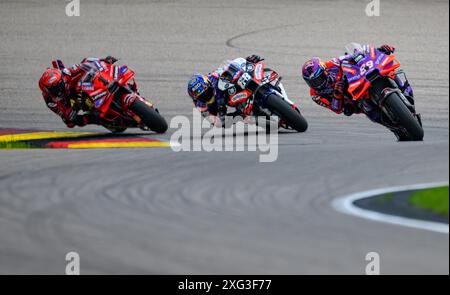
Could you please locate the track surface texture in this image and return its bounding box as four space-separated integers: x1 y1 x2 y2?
0 0 448 274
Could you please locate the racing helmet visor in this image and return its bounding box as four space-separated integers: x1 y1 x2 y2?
307 71 328 89
48 78 65 98
197 86 215 104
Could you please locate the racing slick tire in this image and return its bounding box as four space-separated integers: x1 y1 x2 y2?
384 92 424 141
129 99 168 134
265 93 308 132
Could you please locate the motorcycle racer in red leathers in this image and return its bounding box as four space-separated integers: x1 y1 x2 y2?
38 56 117 128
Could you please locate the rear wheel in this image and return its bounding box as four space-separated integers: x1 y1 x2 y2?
265 93 308 132
129 99 168 134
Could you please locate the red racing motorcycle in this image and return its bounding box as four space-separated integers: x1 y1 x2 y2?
54 59 168 134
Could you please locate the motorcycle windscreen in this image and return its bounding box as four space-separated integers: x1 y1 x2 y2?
345 42 365 55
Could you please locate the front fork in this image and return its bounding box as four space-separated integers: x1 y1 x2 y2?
393 70 415 105
375 76 422 130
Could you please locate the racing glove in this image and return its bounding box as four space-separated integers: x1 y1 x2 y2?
379 44 395 55
246 55 264 64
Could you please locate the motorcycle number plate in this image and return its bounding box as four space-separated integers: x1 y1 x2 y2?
237 73 252 89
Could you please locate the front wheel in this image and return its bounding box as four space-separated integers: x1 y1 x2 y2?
384 92 424 141
265 93 308 132
129 99 168 134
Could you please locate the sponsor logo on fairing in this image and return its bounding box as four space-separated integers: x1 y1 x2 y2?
231 92 249 103
375 54 385 65
94 98 105 107
81 82 94 91
93 91 107 100
348 75 361 82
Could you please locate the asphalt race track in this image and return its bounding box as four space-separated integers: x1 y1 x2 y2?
0 0 448 274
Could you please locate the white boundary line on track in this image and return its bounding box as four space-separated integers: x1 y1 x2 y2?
332 182 449 234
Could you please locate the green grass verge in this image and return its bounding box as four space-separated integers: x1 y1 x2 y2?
0 141 34 149
377 193 394 204
409 186 449 216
